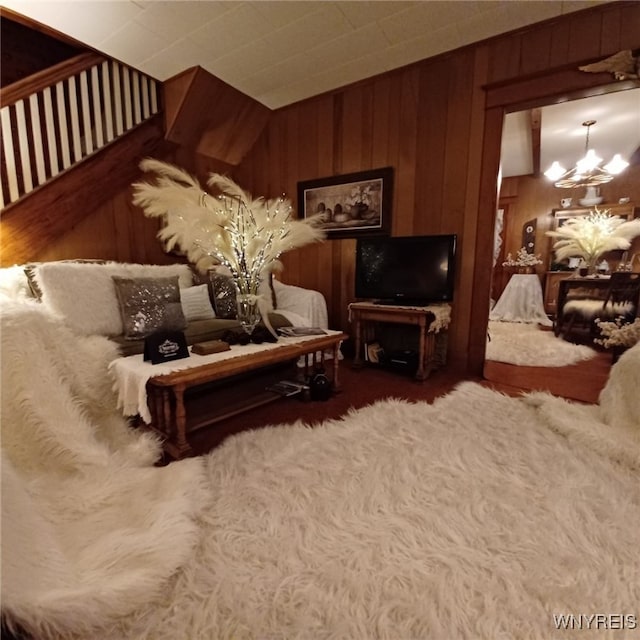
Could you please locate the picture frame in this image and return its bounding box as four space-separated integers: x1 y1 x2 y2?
297 167 393 238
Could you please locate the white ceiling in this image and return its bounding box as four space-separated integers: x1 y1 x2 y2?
501 88 640 178
5 0 637 178
5 0 606 110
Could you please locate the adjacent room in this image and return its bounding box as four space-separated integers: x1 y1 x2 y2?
1 2 639 638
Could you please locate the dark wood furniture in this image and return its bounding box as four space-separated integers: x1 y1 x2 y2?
145 332 347 458
543 271 573 315
349 302 449 381
554 277 611 338
555 273 640 342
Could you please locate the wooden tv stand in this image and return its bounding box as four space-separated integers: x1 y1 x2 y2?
349 302 450 381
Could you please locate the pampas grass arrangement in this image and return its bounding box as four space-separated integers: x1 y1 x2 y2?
546 209 640 272
131 158 326 277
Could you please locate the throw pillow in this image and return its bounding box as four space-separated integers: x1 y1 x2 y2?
209 273 237 319
205 265 276 317
112 276 187 340
33 261 193 336
180 284 216 321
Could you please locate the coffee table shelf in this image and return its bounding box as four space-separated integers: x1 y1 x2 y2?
144 332 347 458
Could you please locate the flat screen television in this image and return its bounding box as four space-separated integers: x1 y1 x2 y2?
355 234 457 305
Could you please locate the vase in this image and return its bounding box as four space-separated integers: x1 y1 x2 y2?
584 254 601 276
349 203 368 219
234 275 262 336
579 186 603 207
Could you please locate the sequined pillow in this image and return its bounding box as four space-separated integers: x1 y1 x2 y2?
209 273 238 319
112 276 187 340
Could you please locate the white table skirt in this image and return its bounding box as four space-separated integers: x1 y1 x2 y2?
489 274 552 326
108 330 344 423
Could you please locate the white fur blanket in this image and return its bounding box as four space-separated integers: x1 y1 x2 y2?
3 300 640 639
1 300 208 639
486 320 597 367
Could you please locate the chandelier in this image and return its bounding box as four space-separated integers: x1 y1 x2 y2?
543 120 629 188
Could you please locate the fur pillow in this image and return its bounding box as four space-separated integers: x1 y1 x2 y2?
180 284 216 321
113 276 187 340
0 266 35 300
34 262 192 336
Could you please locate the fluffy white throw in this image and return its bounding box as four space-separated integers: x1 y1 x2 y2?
486 320 597 367
1 300 208 639
2 299 639 640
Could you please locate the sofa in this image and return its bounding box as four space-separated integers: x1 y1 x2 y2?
0 261 329 356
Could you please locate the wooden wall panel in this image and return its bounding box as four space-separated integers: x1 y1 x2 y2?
8 1 637 375
1 9 84 86
567 11 605 63
371 78 391 169
234 2 639 372
487 1 636 85
442 51 474 236
619 3 640 48
520 27 552 77
548 20 572 68
394 67 420 238
164 66 270 167
414 60 448 235
0 115 168 266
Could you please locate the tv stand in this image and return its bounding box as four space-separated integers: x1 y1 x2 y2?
349 302 450 381
375 298 430 307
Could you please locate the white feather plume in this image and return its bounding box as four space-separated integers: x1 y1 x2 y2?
546 210 640 264
131 159 326 276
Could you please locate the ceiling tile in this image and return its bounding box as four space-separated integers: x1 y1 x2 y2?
250 1 321 29
6 0 626 116
189 2 278 52
336 1 416 28
404 24 464 62
377 2 472 45
308 23 389 71
138 38 210 80
99 22 167 66
3 0 143 45
133 1 232 41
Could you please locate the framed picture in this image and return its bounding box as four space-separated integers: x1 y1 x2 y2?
297 167 393 238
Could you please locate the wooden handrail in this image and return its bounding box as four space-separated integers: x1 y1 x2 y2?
0 52 106 107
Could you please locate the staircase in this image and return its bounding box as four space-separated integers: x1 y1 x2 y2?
1 52 160 210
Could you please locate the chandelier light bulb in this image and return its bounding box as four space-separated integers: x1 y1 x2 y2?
576 149 602 173
549 120 623 189
604 153 629 175
544 161 566 181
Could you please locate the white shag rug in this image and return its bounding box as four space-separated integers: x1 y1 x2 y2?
3 299 640 640
114 376 640 640
486 320 597 367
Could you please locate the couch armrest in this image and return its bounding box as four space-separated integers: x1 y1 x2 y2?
273 280 329 329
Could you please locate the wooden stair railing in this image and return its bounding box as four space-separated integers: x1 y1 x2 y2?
0 52 161 209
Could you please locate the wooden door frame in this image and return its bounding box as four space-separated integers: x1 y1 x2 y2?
469 71 640 374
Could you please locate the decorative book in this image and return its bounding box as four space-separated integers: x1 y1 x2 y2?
191 339 231 355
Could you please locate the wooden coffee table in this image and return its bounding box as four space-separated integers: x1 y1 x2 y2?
145 332 347 458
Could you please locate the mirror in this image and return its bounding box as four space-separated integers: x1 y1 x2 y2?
483 87 640 403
